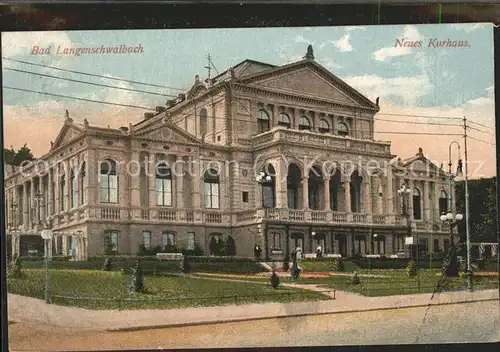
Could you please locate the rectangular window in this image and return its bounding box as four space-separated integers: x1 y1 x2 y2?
156 179 172 206
433 239 440 252
100 174 118 203
272 233 281 250
438 198 447 215
242 191 249 203
142 231 152 249
204 182 220 209
162 232 175 247
187 232 195 251
104 231 119 253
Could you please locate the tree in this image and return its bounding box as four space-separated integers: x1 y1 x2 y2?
406 259 417 278
455 177 497 246
180 254 191 273
351 271 361 285
3 144 35 166
332 257 344 272
270 270 280 289
102 257 112 271
226 236 236 256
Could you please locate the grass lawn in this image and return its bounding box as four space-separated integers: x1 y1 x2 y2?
193 269 499 297
298 259 361 272
7 269 328 310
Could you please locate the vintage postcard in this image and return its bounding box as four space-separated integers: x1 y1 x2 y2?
3 24 498 349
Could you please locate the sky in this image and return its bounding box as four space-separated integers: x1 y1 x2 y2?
1 24 496 179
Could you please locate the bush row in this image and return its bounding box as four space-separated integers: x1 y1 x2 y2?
351 257 444 269
18 255 265 274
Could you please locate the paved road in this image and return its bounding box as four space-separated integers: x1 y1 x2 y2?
8 301 499 350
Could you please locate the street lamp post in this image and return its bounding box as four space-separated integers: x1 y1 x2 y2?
398 183 420 291
440 212 465 280
41 229 54 304
256 171 273 262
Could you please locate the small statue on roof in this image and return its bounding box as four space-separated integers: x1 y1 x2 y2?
304 44 314 60
65 109 69 119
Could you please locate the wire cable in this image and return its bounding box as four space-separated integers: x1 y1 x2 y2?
2 57 187 92
3 86 153 111
4 67 179 98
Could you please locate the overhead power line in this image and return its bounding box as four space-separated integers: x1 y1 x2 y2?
4 67 179 98
468 135 496 146
3 86 153 111
2 57 187 92
374 118 460 127
376 112 462 120
467 119 494 130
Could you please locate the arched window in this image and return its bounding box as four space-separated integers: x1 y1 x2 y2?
100 159 118 203
59 174 66 211
439 190 448 214
155 162 172 206
80 162 87 204
257 109 270 134
261 165 276 208
278 113 291 128
299 116 311 131
337 121 349 136
318 119 329 133
199 108 208 136
162 231 176 252
204 168 220 209
70 169 77 208
413 188 422 220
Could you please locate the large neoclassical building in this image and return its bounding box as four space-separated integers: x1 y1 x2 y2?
4 45 457 260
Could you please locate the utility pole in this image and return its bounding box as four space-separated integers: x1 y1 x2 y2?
205 54 212 81
463 116 473 291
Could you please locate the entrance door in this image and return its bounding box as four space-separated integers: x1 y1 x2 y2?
337 234 347 256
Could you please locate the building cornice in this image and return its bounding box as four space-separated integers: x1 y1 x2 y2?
232 83 377 114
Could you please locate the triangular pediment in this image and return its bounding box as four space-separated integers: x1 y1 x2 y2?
51 120 84 150
401 155 448 177
135 120 201 144
240 60 379 110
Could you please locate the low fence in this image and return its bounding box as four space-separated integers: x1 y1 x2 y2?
51 289 337 310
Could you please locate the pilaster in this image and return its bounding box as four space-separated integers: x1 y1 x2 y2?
176 155 185 208
323 176 331 210
302 176 309 209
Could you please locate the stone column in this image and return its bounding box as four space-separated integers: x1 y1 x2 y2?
275 159 287 208
191 156 202 209
407 179 414 218
75 158 80 208
22 182 28 230
87 150 97 205
423 181 430 222
54 166 61 214
363 179 371 213
39 175 45 220
129 151 141 208
176 155 185 208
148 153 156 208
343 178 351 213
323 176 331 210
64 160 71 212
302 176 309 209
386 167 394 214
29 179 35 228
62 236 68 256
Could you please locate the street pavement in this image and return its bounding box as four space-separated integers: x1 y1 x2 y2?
8 301 499 350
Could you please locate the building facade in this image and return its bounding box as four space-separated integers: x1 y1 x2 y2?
4 46 458 260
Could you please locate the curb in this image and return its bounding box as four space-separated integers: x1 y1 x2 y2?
105 296 498 332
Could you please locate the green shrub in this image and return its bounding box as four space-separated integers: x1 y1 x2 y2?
180 255 191 273
102 257 112 271
406 259 417 278
332 257 344 272
351 271 360 285
270 271 280 289
129 261 145 293
9 255 22 278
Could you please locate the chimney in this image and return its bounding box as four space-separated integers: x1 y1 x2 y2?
195 74 200 83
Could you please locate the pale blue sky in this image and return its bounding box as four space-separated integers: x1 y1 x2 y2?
2 23 494 110
1 24 497 177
